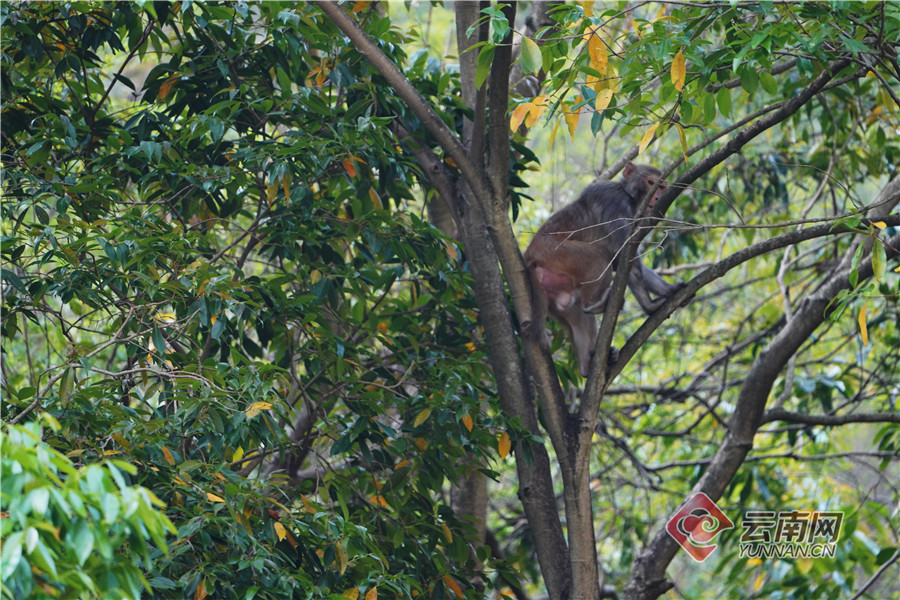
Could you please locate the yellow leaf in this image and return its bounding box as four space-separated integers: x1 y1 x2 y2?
282 177 291 204
639 123 660 155
525 99 547 127
498 431 511 459
797 557 813 574
441 522 453 544
582 0 594 18
873 221 886 229
343 156 357 178
548 117 561 149
443 576 464 599
343 589 360 600
365 587 377 600
368 188 383 209
587 31 608 75
300 494 318 513
246 401 272 419
266 180 278 206
461 413 474 432
752 572 765 592
671 49 686 91
595 88 613 112
154 312 177 323
162 446 175 466
510 102 532 131
207 492 225 503
394 459 410 470
564 107 580 139
195 577 208 600
858 302 868 346
352 1 370 12
413 408 431 427
336 541 348 575
274 521 287 541
315 64 329 88
158 75 178 100
232 446 244 463
369 494 390 507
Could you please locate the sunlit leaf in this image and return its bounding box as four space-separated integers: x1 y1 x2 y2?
498 431 511 458
413 408 431 427
526 95 548 127
564 107 580 139
858 302 868 346
246 401 272 419
595 88 613 112
639 123 661 155
510 102 531 131
671 49 686 91
274 521 287 541
582 0 594 18
206 493 225 503
587 31 608 75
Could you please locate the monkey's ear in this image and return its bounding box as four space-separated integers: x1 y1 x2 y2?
623 162 636 178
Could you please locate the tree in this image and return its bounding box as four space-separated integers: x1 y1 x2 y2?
2 2 898 600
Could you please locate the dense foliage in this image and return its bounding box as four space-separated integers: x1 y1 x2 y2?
2 2 898 600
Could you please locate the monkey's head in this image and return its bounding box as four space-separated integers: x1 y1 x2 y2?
622 162 667 210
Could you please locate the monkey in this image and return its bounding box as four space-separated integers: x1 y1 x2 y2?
523 162 684 376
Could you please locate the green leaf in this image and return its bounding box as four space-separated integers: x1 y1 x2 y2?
872 241 886 281
475 45 495 89
73 524 95 566
759 71 777 94
521 37 542 75
702 93 717 123
1 268 27 294
739 67 759 95
717 87 732 116
59 367 74 406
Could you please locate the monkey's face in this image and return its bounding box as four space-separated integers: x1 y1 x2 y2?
646 176 668 208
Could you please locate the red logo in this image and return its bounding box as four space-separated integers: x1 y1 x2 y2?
666 492 734 562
